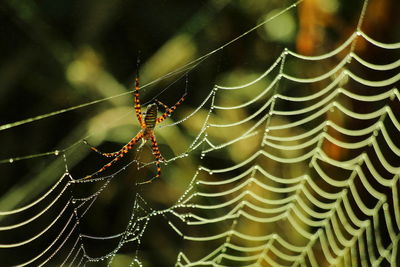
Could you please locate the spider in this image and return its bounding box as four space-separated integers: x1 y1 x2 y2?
84 77 186 183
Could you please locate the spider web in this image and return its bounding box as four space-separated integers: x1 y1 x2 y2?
1 0 400 266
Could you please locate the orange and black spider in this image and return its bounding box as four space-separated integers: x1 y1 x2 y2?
84 77 186 183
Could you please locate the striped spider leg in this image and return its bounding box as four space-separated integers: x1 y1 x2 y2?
84 76 186 183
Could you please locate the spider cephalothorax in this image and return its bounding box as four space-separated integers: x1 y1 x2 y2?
84 77 186 183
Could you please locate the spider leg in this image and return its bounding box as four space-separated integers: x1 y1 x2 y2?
151 134 164 176
83 140 122 158
156 93 187 124
155 99 169 110
136 135 164 185
84 131 144 179
134 77 146 128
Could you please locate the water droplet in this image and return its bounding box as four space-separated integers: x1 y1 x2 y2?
54 150 59 156
9 159 14 163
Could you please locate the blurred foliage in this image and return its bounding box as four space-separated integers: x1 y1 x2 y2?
0 0 399 266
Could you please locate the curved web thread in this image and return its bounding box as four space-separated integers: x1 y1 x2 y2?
0 169 153 266
0 83 218 266
0 1 399 266
173 25 400 267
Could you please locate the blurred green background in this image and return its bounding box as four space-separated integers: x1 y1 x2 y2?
0 0 399 266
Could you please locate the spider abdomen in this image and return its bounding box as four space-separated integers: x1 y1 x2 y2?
144 104 158 129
